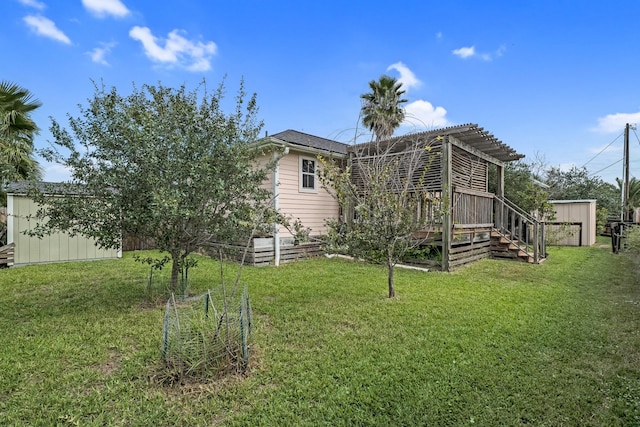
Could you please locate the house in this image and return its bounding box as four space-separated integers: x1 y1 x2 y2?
249 130 349 265
252 124 545 270
4 181 121 267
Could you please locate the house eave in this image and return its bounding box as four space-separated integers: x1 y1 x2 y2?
253 137 348 159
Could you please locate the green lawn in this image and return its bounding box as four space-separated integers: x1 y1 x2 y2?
1 244 639 425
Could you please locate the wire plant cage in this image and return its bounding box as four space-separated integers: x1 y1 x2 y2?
162 284 252 379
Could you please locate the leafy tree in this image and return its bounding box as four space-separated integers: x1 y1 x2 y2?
0 81 42 203
321 135 441 298
545 166 619 214
360 75 407 141
616 177 640 220
321 75 426 298
489 160 554 218
29 79 273 293
544 165 619 233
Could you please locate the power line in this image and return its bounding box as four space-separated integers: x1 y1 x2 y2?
589 157 623 177
581 131 623 168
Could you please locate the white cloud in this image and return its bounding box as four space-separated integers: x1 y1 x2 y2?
87 42 116 65
452 46 476 59
23 15 71 44
386 62 421 92
129 26 217 72
17 0 46 10
82 0 130 18
403 100 450 129
591 112 640 133
43 163 72 182
436 32 443 40
452 45 506 61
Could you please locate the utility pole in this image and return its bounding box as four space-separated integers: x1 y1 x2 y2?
623 123 630 221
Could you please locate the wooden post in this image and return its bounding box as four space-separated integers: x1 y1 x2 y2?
496 163 505 199
441 136 453 271
624 123 630 222
533 222 539 263
495 163 504 230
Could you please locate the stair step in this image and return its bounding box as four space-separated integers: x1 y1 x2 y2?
491 227 544 264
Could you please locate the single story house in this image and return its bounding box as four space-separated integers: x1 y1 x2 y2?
253 124 546 270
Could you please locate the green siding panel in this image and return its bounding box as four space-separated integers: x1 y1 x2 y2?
8 195 120 266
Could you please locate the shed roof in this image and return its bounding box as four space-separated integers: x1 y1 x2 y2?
4 181 93 196
267 130 349 155
548 199 597 204
5 181 59 195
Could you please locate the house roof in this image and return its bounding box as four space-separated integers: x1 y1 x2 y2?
4 181 57 195
267 130 349 155
261 124 522 162
365 123 524 163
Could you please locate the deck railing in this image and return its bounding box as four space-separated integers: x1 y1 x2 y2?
493 196 546 263
452 188 494 227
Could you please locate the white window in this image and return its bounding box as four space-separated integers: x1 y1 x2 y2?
299 156 316 192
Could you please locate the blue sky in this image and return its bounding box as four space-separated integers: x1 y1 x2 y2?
3 0 640 184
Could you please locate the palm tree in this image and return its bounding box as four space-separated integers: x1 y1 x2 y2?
0 81 42 186
616 176 640 220
360 75 407 141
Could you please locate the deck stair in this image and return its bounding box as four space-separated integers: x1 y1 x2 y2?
490 229 536 263
492 196 546 264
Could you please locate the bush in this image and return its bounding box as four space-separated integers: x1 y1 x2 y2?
624 225 640 256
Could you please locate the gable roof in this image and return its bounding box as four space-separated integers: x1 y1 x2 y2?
267 130 349 155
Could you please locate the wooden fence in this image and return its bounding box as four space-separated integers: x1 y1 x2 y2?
206 239 324 266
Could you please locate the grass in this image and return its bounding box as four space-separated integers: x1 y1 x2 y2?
0 243 639 425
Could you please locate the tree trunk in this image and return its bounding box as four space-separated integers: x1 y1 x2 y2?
170 254 180 294
387 262 395 298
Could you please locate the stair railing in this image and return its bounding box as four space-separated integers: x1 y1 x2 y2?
493 196 546 263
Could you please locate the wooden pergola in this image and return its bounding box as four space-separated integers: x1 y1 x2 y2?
349 123 545 270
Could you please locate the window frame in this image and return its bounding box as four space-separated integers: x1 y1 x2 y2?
299 156 317 193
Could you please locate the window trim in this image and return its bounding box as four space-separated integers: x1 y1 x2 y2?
299 156 317 193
